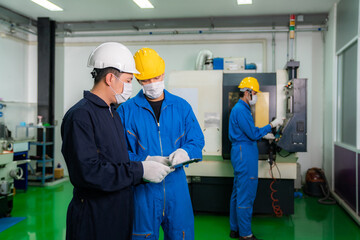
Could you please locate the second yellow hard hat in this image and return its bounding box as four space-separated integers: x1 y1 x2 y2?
238 77 261 92
133 48 165 80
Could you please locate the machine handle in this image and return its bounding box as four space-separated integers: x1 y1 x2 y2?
16 159 31 165
10 167 23 180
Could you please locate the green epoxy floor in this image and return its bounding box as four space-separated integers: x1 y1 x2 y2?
1 180 359 240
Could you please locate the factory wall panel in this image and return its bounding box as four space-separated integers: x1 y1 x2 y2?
27 44 37 103
334 145 356 211
336 0 359 52
0 37 36 102
330 0 360 224
339 42 358 147
63 45 94 116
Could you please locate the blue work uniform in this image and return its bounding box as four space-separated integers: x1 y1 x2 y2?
61 91 143 240
117 90 204 240
228 99 271 237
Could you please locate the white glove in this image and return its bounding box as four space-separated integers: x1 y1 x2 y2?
270 118 284 128
142 161 171 183
169 148 190 166
145 155 171 166
263 133 275 140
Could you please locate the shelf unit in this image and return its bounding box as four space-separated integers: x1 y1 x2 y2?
28 125 55 185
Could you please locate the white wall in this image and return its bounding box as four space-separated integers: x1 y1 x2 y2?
27 43 38 103
61 39 266 112
323 5 336 187
0 35 37 102
0 33 37 142
54 43 66 173
296 31 324 180
55 30 324 178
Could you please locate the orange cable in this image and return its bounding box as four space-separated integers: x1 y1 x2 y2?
269 163 283 217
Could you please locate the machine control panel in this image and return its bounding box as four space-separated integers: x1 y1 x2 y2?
277 78 307 152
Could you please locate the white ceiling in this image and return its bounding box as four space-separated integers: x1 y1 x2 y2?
1 0 338 22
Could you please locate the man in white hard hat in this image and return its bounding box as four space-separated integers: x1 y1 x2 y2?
61 42 171 240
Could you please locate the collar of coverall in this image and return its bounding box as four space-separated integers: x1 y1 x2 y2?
133 89 176 109
239 98 251 111
84 90 115 109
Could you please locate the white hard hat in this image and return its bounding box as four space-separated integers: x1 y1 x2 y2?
87 42 139 74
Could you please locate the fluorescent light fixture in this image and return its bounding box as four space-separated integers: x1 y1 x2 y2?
237 0 252 5
133 0 154 9
31 0 63 11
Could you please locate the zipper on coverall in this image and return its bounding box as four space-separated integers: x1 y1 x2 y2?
145 106 168 216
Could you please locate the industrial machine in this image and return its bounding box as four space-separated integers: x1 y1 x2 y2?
168 67 307 215
277 61 307 152
0 101 34 217
0 147 25 217
0 100 37 190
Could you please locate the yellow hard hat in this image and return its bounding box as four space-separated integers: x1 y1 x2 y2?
133 48 165 80
238 77 261 92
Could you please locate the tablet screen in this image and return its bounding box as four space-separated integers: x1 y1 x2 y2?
171 158 201 169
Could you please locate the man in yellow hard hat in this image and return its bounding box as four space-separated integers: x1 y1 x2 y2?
228 77 283 240
117 48 204 240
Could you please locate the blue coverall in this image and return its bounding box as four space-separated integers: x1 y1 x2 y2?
228 99 271 237
117 89 204 240
61 91 144 240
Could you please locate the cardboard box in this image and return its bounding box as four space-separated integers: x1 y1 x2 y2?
54 168 64 179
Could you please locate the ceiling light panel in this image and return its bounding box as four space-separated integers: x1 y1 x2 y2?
31 0 63 11
237 0 252 5
133 0 154 9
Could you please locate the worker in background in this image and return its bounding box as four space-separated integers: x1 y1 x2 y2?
61 42 171 240
117 48 204 240
228 77 283 240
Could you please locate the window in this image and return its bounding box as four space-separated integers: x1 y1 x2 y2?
337 42 357 146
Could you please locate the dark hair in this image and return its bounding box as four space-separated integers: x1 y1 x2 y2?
239 89 252 98
91 67 121 85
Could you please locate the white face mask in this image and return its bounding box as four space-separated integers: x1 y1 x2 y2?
248 93 258 106
111 75 132 104
142 81 165 99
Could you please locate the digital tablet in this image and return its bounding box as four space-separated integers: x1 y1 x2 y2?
171 158 201 169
